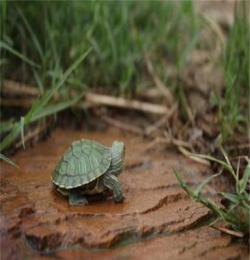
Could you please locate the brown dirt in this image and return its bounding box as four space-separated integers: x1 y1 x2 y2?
0 128 248 259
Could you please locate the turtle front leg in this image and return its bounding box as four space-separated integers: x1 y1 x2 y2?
69 191 88 206
102 173 124 203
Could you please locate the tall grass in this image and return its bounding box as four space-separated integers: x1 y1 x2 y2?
1 1 248 156
219 1 250 140
0 50 91 155
1 1 201 160
2 1 199 95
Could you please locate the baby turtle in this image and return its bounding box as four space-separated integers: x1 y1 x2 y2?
52 139 125 206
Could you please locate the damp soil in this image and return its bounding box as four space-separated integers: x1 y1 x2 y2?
0 127 248 260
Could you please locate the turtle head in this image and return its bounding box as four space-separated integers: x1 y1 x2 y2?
111 141 125 175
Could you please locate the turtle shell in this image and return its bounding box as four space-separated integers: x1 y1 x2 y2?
52 139 111 189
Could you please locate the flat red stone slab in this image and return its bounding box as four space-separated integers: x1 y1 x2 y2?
0 128 247 259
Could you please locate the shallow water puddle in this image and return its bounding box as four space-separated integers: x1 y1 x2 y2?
0 128 247 259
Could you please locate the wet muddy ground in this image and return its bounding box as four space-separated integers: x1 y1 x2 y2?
0 127 248 259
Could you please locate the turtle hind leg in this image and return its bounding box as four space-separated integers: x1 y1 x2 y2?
69 191 88 206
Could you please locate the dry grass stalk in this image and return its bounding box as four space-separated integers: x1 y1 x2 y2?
144 54 174 105
2 80 170 115
1 81 171 114
145 103 177 135
85 93 169 115
101 116 144 135
211 225 244 238
178 146 211 166
0 98 33 107
2 80 40 96
202 14 226 60
144 136 192 152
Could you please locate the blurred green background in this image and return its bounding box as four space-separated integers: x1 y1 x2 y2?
1 1 200 95
0 0 249 154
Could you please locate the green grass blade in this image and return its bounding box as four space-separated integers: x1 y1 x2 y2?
20 116 25 149
220 146 235 177
191 153 236 180
104 18 117 64
220 192 240 204
174 168 249 235
31 95 84 122
0 123 20 152
0 41 40 68
194 172 221 197
175 170 225 220
26 48 91 122
17 8 43 60
0 48 91 153
0 119 14 135
33 69 44 94
239 163 250 194
0 153 19 168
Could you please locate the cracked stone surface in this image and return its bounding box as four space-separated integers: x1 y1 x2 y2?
0 128 248 259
